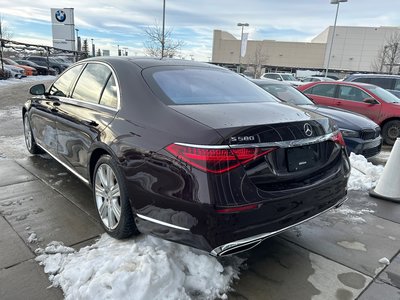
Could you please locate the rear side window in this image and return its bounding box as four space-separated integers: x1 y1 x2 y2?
352 77 371 84
49 65 83 97
305 84 336 97
99 75 118 108
72 63 112 104
146 67 276 105
394 79 400 91
369 78 392 89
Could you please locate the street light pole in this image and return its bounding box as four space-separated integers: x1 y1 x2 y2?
161 0 166 58
75 28 79 52
325 0 347 78
237 23 249 73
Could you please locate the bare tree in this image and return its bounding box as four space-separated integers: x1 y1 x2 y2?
246 44 269 78
372 32 400 74
143 22 184 58
0 15 14 72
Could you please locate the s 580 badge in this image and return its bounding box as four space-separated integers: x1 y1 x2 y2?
230 136 255 143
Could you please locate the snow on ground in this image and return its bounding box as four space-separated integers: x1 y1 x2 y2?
348 153 384 191
0 75 55 87
35 235 243 300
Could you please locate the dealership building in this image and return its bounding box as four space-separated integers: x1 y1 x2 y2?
212 26 400 76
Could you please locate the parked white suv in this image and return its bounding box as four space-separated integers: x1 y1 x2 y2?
260 73 304 87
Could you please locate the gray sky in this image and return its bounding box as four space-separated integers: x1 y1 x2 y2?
1 0 399 61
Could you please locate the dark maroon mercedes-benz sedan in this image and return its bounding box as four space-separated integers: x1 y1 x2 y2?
23 57 350 256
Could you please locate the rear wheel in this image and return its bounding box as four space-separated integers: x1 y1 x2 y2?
23 114 43 154
382 120 400 145
93 155 139 239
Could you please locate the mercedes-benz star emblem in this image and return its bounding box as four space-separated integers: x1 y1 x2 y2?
303 123 313 137
55 10 66 23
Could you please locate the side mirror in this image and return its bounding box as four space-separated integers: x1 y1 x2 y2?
363 98 379 105
29 84 45 95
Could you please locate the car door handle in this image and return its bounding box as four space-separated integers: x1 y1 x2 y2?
336 101 342 105
83 120 99 127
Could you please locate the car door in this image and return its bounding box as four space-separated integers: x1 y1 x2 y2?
302 83 337 106
29 65 82 156
56 62 119 180
333 85 381 123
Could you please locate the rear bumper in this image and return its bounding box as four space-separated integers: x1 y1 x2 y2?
210 195 348 256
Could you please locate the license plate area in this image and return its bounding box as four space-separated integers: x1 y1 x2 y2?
286 144 319 172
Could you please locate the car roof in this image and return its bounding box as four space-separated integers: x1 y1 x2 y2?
80 56 222 70
301 81 377 89
346 73 400 79
250 78 291 86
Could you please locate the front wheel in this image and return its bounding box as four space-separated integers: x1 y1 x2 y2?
93 155 139 239
23 113 43 154
382 120 400 145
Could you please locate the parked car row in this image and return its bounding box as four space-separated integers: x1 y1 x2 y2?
298 81 400 145
0 56 71 79
251 79 382 157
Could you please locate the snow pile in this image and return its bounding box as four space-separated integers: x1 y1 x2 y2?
0 75 55 86
348 153 384 191
35 235 243 300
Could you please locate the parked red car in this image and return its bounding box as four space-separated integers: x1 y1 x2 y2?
298 82 400 145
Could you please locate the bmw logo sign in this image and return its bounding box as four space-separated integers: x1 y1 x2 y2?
55 10 66 22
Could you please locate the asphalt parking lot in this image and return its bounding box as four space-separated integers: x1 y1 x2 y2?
0 81 399 299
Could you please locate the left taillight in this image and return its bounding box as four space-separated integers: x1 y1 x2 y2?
331 131 346 147
165 144 276 174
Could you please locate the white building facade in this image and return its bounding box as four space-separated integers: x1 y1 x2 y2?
212 26 400 74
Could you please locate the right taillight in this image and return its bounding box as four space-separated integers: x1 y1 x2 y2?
331 131 346 147
165 144 276 174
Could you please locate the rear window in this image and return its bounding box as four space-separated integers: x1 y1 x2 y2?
305 84 336 97
146 67 276 105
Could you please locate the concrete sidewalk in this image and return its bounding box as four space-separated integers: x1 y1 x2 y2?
0 155 399 299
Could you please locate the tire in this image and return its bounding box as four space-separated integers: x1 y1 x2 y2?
53 67 61 75
23 113 43 154
382 120 400 145
93 155 139 239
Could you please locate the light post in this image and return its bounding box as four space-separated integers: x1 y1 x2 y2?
75 28 79 52
91 38 95 57
237 23 249 73
117 44 120 56
161 0 166 58
325 0 347 78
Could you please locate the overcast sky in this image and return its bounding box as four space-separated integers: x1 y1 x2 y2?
1 0 399 61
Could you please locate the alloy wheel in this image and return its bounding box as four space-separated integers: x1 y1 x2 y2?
24 115 32 151
94 164 122 230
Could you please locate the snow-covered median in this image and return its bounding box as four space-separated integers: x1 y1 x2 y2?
35 235 243 300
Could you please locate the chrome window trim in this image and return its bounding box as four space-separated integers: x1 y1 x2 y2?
136 213 190 231
56 61 121 111
175 131 337 150
36 142 90 185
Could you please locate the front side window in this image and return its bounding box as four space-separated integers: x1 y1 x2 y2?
72 64 112 104
281 74 297 81
145 67 276 105
305 84 336 98
353 77 370 84
49 65 83 97
338 86 370 102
